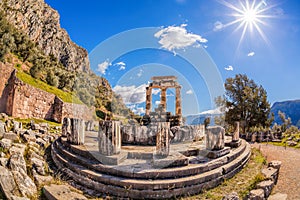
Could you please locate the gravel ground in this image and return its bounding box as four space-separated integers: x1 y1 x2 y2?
252 143 300 200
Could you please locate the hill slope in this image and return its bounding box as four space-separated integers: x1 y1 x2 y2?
271 100 300 127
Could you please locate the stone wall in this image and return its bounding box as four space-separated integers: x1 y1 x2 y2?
8 71 56 120
0 64 94 123
0 62 15 113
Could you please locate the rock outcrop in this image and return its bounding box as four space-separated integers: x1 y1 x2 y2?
1 0 90 72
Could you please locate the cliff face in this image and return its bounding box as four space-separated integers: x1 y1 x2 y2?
1 0 90 72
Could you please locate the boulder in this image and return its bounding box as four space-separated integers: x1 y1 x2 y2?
9 144 26 155
0 166 19 199
248 189 264 200
13 121 22 134
43 184 87 200
12 169 37 197
33 173 53 187
3 132 19 141
257 180 274 198
0 121 6 138
0 157 8 167
30 157 45 175
0 138 12 149
8 153 27 173
222 192 239 200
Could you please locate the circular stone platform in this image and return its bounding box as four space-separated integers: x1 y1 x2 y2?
51 132 251 199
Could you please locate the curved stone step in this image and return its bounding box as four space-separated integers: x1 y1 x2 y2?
55 138 248 179
51 142 251 199
51 141 251 191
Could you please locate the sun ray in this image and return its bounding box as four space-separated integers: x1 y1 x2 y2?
217 0 279 47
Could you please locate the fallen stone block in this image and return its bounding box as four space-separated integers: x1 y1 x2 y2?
0 138 12 149
3 132 19 141
248 189 264 200
43 184 87 200
268 160 282 170
0 166 19 199
12 169 37 197
256 180 274 198
261 167 279 184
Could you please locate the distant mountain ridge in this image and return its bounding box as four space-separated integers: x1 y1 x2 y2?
271 99 300 127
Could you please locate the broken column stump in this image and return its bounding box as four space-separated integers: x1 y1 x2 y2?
227 121 242 148
205 126 230 159
66 118 85 145
97 121 126 165
155 122 170 158
62 118 71 137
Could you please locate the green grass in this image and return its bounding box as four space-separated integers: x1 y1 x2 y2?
16 70 83 104
14 118 61 127
184 148 266 200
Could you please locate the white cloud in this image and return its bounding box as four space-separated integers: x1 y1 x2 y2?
155 101 161 105
213 21 224 31
247 52 255 57
114 61 126 70
186 89 193 95
154 24 207 52
113 84 147 104
97 60 111 75
152 89 160 95
225 65 233 71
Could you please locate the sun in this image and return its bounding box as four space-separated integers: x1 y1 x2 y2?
218 0 275 46
243 9 258 23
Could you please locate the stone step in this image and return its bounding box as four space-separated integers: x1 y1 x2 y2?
52 140 251 191
51 142 251 199
55 138 248 180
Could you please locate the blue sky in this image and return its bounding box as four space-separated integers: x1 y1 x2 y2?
45 0 300 116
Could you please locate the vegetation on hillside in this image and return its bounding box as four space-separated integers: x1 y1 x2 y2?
0 10 131 120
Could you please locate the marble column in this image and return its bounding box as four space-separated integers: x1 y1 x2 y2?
145 87 152 115
156 122 170 157
160 87 167 112
206 126 225 150
233 121 240 142
62 117 71 137
98 121 121 156
175 86 182 116
67 118 85 145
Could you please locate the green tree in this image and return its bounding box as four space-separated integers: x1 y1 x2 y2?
278 111 292 132
224 74 271 131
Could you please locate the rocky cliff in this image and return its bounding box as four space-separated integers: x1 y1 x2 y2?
0 0 90 72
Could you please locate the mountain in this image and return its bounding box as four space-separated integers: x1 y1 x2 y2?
185 108 222 125
0 0 130 119
271 100 300 127
1 0 89 72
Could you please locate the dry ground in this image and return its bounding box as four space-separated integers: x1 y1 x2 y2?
252 143 300 200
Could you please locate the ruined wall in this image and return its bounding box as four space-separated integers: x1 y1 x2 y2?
0 65 94 122
0 62 15 113
8 71 56 120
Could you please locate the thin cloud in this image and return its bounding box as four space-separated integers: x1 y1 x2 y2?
213 21 224 31
154 24 207 52
137 69 143 77
225 65 234 71
97 60 111 75
186 89 193 95
247 52 255 57
114 61 126 70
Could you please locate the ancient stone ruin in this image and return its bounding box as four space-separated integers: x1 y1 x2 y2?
49 76 255 199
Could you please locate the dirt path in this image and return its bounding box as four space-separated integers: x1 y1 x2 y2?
252 143 300 200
